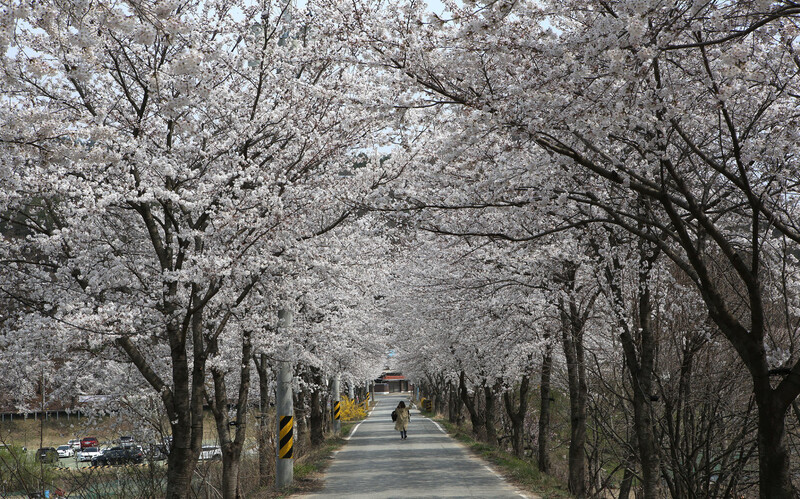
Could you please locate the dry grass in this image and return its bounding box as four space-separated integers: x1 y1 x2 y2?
0 413 114 449
0 409 366 497
0 411 229 450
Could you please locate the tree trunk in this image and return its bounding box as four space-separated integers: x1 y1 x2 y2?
755 392 794 498
435 373 447 414
618 465 634 499
484 381 499 445
166 451 194 498
425 372 447 415
560 283 590 499
221 458 240 499
117 313 204 498
563 335 587 499
503 373 530 458
447 381 458 424
538 341 553 473
459 370 486 441
450 380 464 425
626 336 661 499
253 354 271 488
166 429 196 499
207 325 252 499
144 374 197 499
606 238 662 498
310 369 325 446
161 302 207 498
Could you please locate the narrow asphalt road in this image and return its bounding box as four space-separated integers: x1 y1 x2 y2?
295 393 535 499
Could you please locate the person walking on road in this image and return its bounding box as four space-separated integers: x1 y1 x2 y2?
394 401 411 439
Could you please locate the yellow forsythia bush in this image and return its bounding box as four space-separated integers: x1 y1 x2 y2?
340 395 368 421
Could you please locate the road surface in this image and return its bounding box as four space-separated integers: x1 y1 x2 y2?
295 393 535 499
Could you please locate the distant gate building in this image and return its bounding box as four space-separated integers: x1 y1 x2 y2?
373 371 411 393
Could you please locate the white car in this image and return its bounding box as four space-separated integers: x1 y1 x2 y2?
199 446 222 460
56 445 74 458
68 439 81 450
77 447 102 462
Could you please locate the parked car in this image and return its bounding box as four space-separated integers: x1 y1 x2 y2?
91 446 144 466
36 447 59 464
68 439 81 450
199 446 222 461
77 446 102 462
80 437 99 449
56 445 74 458
118 435 135 447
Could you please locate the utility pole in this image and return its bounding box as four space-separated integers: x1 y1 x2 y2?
332 374 341 436
40 366 45 451
39 366 45 496
276 309 294 489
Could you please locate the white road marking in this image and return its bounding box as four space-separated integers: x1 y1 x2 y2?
345 417 368 440
345 421 362 441
428 417 447 434
345 403 376 441
483 464 500 477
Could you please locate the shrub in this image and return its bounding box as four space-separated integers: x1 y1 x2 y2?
339 396 367 421
0 445 58 496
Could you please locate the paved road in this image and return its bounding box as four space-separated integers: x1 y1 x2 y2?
296 393 534 499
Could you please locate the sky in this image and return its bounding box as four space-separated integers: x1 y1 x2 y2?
294 0 450 13
426 0 449 14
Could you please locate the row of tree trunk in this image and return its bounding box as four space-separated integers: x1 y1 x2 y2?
417 254 666 499
164 351 345 499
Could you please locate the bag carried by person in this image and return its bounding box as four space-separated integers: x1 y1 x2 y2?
391 410 397 422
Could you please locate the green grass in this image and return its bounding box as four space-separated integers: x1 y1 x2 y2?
292 462 316 478
439 420 572 499
292 432 348 481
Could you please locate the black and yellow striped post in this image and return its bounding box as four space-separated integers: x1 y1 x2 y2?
276 309 294 488
276 361 294 488
360 391 371 410
278 416 293 459
332 375 341 435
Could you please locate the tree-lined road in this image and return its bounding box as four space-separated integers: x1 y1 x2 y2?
5 0 797 496
297 394 534 499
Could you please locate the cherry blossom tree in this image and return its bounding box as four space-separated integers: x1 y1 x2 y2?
0 0 393 496
339 0 800 496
